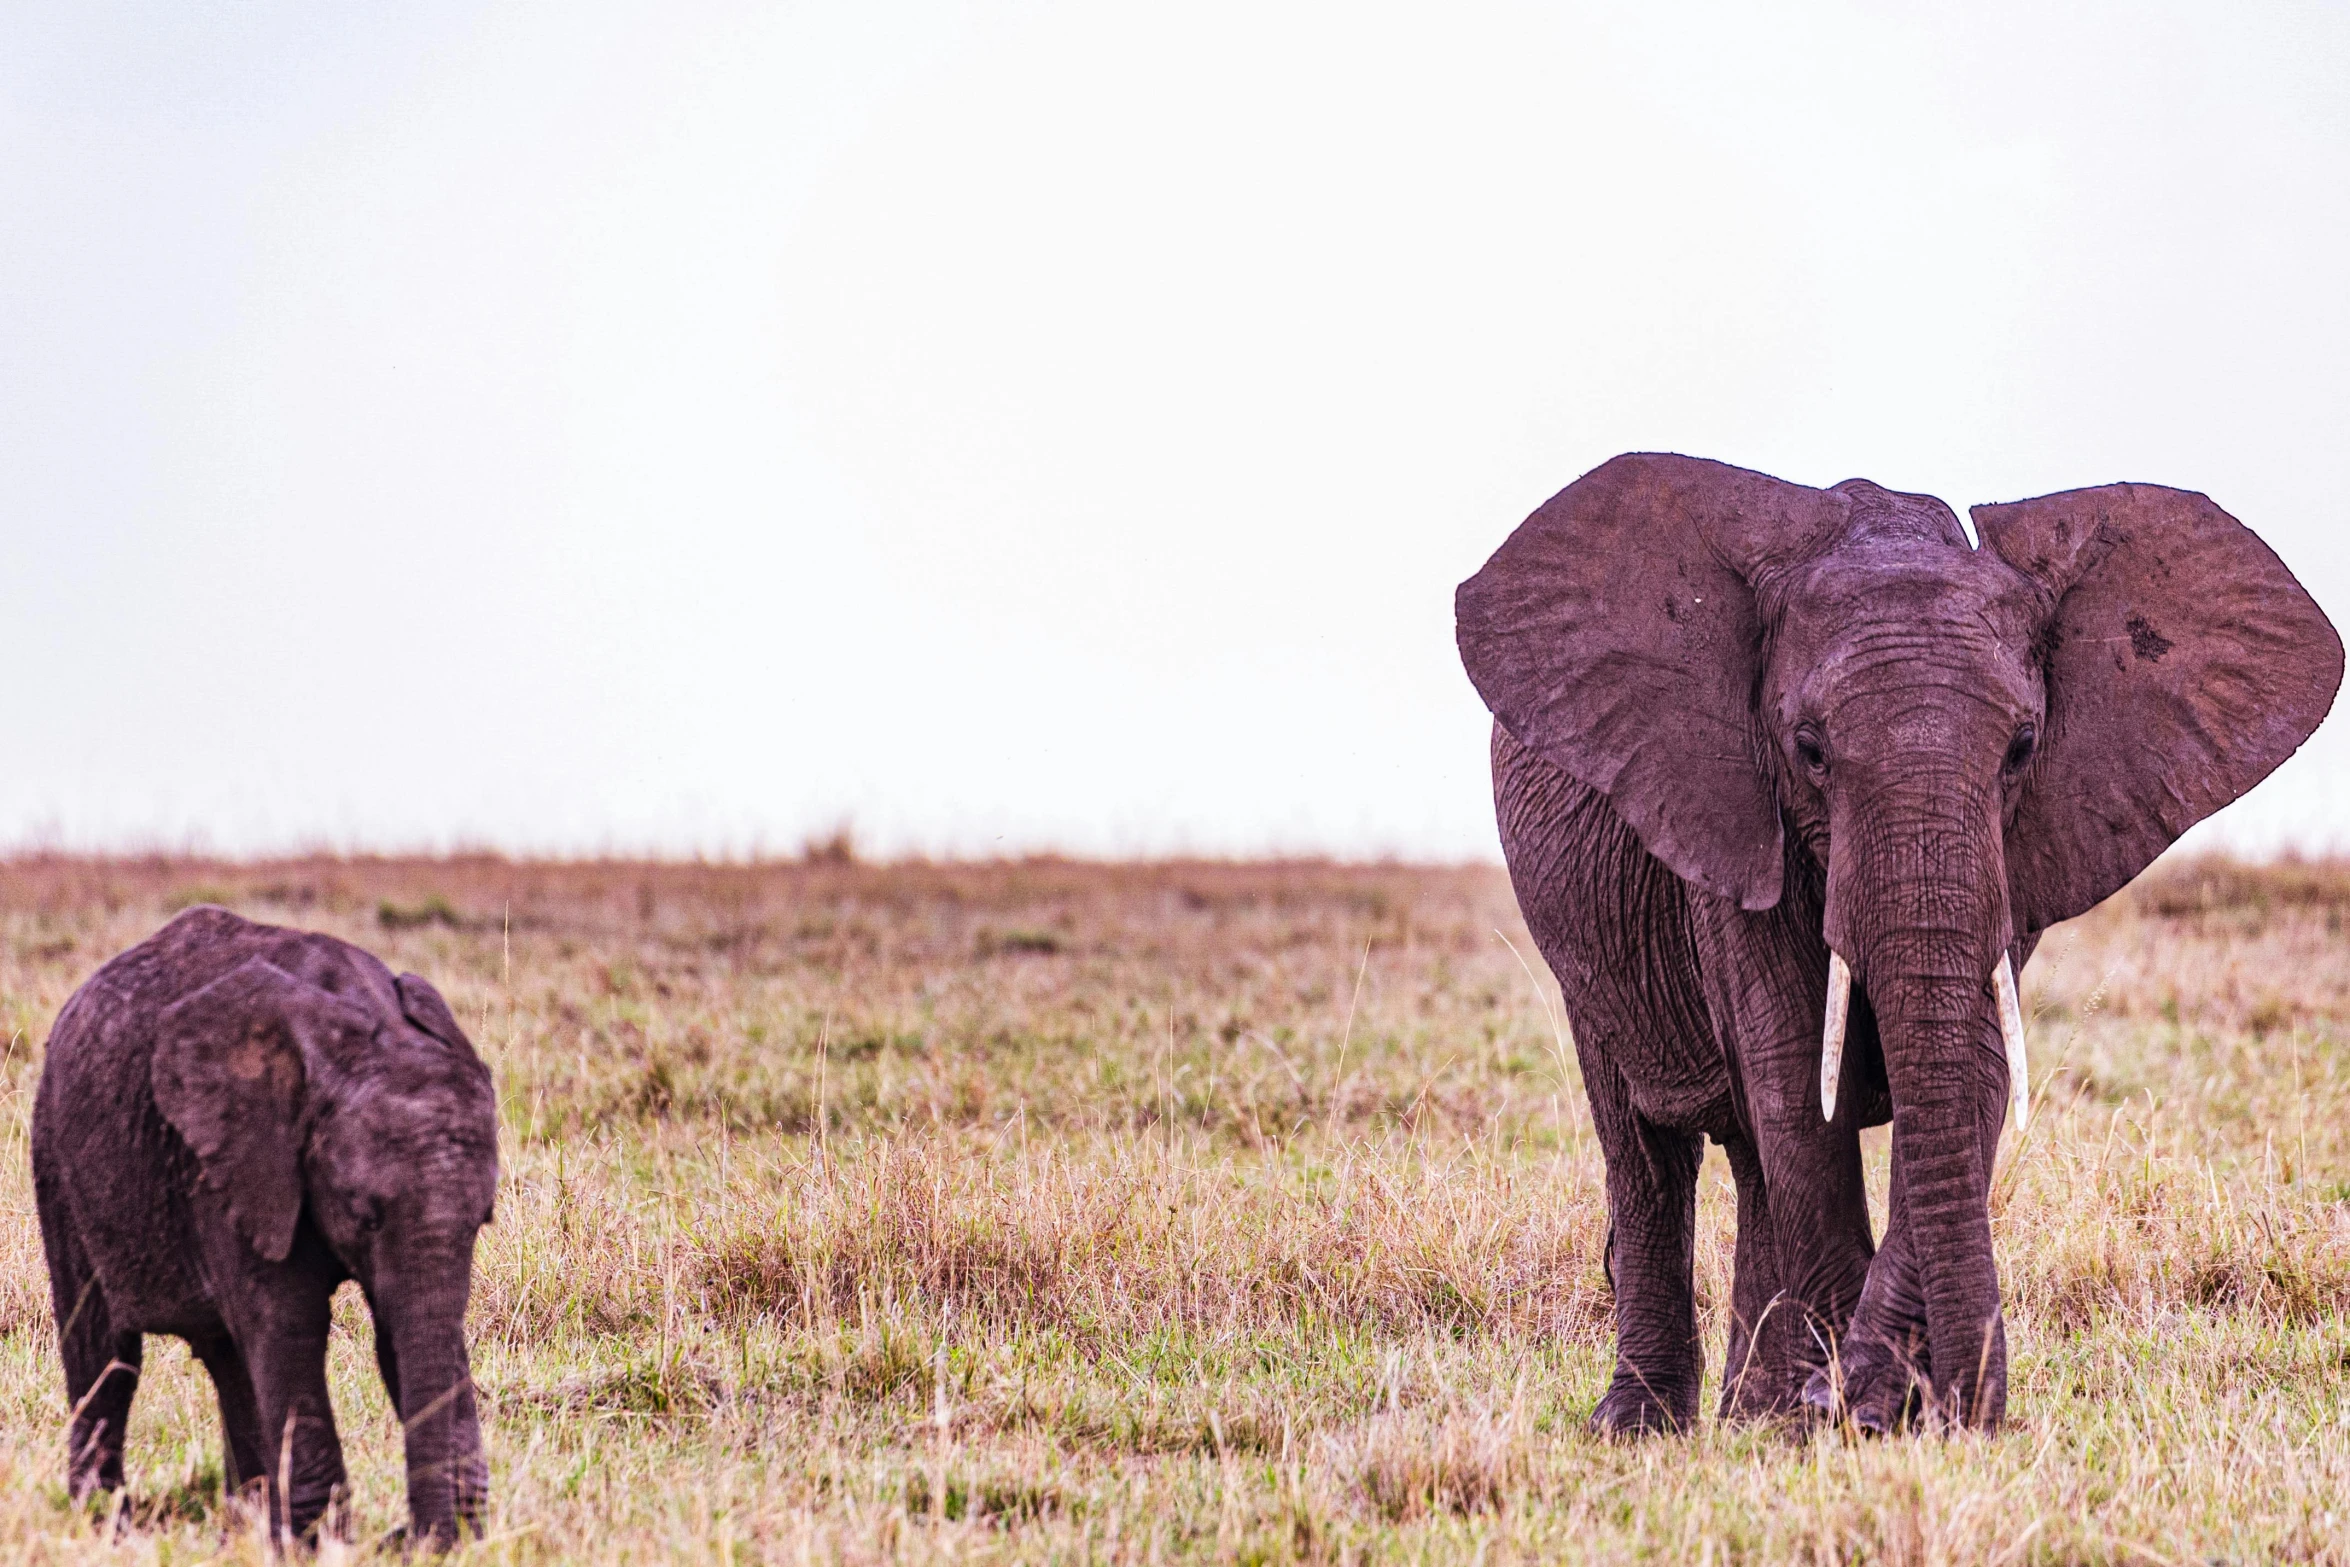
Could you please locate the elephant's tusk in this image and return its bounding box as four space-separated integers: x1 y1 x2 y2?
1994 952 2030 1132
1820 949 1852 1122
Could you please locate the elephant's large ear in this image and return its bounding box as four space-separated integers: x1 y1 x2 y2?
152 959 379 1262
1977 484 2345 933
1456 452 1850 909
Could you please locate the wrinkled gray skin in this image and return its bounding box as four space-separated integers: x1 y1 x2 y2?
32 907 498 1545
1457 454 2343 1433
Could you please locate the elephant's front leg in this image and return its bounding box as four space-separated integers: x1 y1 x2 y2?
1706 1104 1873 1417
1751 1101 1876 1391
243 1331 349 1542
1805 1147 1928 1431
1583 1052 1705 1434
1694 897 1878 1414
232 1279 350 1545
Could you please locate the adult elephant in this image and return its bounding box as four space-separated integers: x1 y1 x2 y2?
1455 454 2342 1432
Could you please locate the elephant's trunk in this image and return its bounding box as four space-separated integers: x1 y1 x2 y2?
1825 771 2017 1428
381 1280 488 1546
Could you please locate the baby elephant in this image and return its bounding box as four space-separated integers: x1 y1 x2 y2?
32 907 498 1546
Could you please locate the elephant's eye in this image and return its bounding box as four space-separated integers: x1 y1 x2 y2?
1793 728 1828 780
353 1196 386 1234
2003 723 2038 775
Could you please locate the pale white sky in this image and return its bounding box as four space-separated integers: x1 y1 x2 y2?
2 1 2344 859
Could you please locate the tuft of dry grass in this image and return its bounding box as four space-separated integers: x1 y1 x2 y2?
691 1135 1606 1346
1330 1391 1530 1521
0 850 2345 1561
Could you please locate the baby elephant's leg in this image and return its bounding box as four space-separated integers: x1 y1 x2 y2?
39 1182 141 1497
187 1334 269 1498
236 1313 348 1543
61 1316 142 1498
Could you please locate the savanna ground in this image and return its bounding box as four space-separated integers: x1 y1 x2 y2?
0 853 2348 1563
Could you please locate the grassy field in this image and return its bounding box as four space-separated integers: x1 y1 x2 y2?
0 853 2347 1563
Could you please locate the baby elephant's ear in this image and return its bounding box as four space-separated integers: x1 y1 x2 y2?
152 959 378 1262
395 972 476 1056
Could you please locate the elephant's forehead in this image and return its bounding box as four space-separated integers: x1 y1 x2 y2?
339 1040 498 1142
1766 547 2046 722
1780 543 2036 635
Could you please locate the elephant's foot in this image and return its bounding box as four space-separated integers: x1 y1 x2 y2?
1589 1373 1698 1437
66 1426 126 1500
1719 1317 1822 1424
1719 1364 1807 1425
1799 1332 1926 1434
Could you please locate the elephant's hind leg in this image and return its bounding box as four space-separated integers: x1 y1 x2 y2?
59 1301 141 1497
1495 737 1715 1434
1583 1056 1705 1435
37 1174 140 1497
1717 1135 1809 1419
189 1333 269 1497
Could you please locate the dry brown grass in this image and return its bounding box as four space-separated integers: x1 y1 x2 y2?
0 850 2345 1561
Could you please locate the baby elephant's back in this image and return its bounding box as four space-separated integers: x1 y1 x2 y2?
33 907 392 1328
60 906 398 1038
